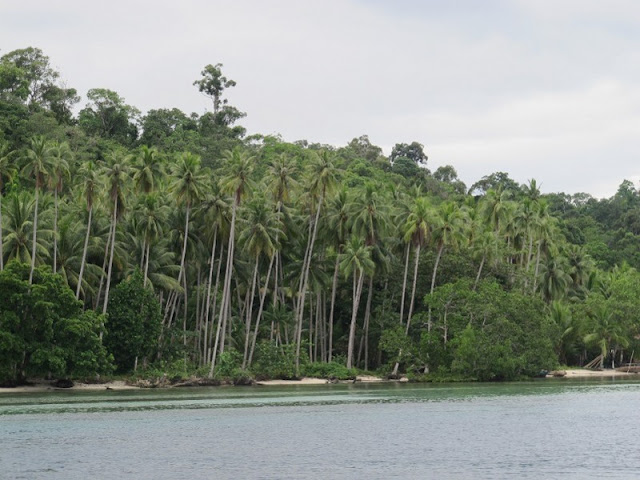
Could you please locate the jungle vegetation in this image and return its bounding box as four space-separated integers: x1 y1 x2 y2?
1 47 640 385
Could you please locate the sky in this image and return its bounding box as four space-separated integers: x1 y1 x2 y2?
2 0 640 197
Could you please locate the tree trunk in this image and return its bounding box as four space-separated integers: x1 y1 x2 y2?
202 227 218 365
533 241 541 294
428 243 445 331
215 198 238 372
406 243 421 332
327 254 340 362
473 254 485 291
53 188 58 274
363 276 373 370
295 194 324 372
399 242 410 324
242 254 260 369
29 186 39 284
143 241 151 287
248 253 275 367
102 195 119 315
346 269 365 369
76 206 93 299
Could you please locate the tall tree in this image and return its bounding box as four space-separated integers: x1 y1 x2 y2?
295 150 336 370
21 136 51 284
340 235 374 369
76 161 98 299
102 152 130 315
48 141 72 273
0 141 17 270
211 148 254 373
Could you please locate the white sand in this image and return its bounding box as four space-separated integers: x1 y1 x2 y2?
549 369 638 378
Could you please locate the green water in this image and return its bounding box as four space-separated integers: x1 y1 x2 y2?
1 379 639 479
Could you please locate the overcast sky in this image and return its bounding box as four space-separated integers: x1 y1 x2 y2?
2 0 640 197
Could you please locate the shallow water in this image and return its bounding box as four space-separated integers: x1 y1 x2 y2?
2 379 640 479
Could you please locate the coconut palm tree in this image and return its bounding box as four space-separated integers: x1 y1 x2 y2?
403 197 431 330
295 150 336 370
137 192 169 286
102 151 130 315
48 141 72 273
237 197 284 367
340 235 374 369
428 201 466 328
4 192 36 264
211 148 255 373
324 187 352 361
22 136 51 284
133 145 164 195
0 141 17 270
76 161 99 299
170 151 206 348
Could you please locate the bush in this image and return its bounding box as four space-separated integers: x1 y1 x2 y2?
252 342 297 380
301 361 356 380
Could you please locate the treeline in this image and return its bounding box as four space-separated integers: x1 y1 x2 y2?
1 47 640 385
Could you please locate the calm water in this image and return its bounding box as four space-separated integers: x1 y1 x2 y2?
1 379 640 479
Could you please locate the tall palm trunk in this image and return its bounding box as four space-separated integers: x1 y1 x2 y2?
143 242 151 287
0 193 4 271
211 199 238 374
248 253 275 367
474 254 485 291
406 243 421 331
346 268 365 369
76 206 93 299
29 186 39 284
179 206 191 349
242 254 260 368
362 276 373 370
428 242 445 331
53 188 58 273
399 242 410 324
102 196 119 315
327 253 340 362
295 193 324 371
202 227 218 365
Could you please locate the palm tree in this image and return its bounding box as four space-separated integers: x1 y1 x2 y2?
137 192 169 286
22 136 51 284
350 182 391 368
428 201 465 328
340 235 374 369
584 303 629 369
403 197 431 330
4 192 36 264
295 150 336 370
0 141 17 270
200 186 229 365
48 141 72 274
237 197 284 367
211 148 255 373
171 152 205 286
538 253 572 303
76 161 99 299
133 145 164 194
324 187 351 361
170 151 206 349
102 151 130 315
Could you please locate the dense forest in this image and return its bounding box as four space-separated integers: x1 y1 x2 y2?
2 47 640 385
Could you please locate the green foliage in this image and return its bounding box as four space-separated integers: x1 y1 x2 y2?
105 269 162 373
301 361 356 380
252 342 297 380
0 262 112 385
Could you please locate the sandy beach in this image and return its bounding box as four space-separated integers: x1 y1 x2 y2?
0 369 636 394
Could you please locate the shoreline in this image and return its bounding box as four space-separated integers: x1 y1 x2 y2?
1 369 637 394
